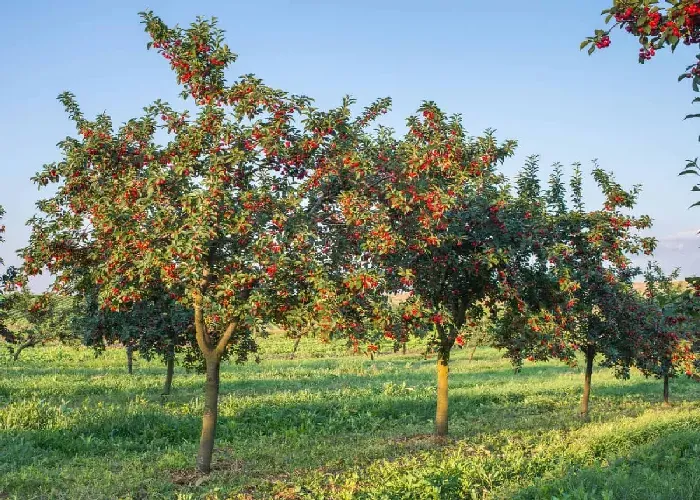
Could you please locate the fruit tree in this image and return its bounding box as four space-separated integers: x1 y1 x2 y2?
634 264 700 404
320 104 565 436
514 163 656 418
18 11 388 473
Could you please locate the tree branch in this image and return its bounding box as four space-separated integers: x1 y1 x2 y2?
215 321 236 358
193 294 213 356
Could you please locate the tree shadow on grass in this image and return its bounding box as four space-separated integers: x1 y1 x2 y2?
202 404 700 496
0 356 581 406
589 377 700 408
2 371 698 498
0 380 592 458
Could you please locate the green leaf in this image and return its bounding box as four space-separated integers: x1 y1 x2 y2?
588 45 596 56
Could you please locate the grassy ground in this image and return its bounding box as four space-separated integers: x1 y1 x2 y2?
0 336 699 499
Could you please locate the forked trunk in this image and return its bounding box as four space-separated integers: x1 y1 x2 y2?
196 356 221 474
663 374 670 406
126 345 134 375
435 353 449 437
163 350 175 395
580 344 595 418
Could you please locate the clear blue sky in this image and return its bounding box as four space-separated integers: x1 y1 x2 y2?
1 0 699 289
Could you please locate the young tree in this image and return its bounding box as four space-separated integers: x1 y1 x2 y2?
634 265 700 404
0 205 20 345
0 292 76 361
76 289 196 394
18 11 391 473
320 105 566 436
511 163 656 418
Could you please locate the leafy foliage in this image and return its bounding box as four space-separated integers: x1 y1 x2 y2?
15 10 405 471
0 205 4 268
511 163 656 369
0 292 77 360
634 264 700 382
75 289 201 370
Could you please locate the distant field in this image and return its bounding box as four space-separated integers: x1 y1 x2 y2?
631 280 689 294
1 336 699 499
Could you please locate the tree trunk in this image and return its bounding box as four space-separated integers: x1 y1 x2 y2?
163 350 175 395
435 353 449 437
580 344 595 418
289 336 302 360
12 339 36 362
469 343 478 361
126 345 134 375
402 342 407 355
196 356 221 474
663 374 670 406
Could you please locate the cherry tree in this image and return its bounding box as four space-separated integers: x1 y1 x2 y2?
76 289 195 393
585 1 700 83
510 163 656 418
18 11 389 473
0 292 76 361
634 264 700 404
319 103 568 436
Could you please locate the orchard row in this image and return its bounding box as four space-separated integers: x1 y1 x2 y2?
1 7 699 475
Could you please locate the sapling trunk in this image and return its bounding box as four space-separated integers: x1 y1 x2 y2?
469 343 477 361
196 355 221 474
402 341 407 355
163 349 175 395
663 374 670 406
435 352 449 437
289 336 302 360
580 344 595 418
12 339 37 362
126 345 134 375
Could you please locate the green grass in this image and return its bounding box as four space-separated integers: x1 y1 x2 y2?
0 337 699 499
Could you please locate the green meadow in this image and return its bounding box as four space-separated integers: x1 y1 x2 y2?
1 338 699 499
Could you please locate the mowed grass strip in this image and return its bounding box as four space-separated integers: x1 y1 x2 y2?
0 340 699 499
